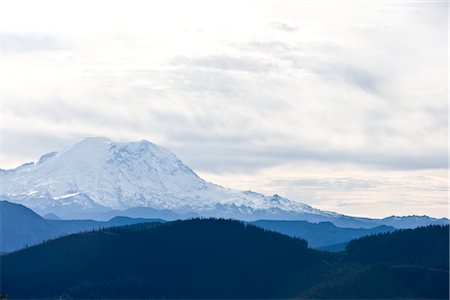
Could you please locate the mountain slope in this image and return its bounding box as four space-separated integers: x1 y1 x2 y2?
0 219 328 299
346 225 449 267
299 225 449 299
47 216 163 235
372 215 450 229
251 220 396 248
0 200 62 252
0 198 399 252
0 137 447 228
0 137 332 221
0 200 163 253
1 220 448 299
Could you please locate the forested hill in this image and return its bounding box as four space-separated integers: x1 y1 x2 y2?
0 201 61 253
1 219 448 299
299 225 449 299
347 225 449 267
0 219 328 299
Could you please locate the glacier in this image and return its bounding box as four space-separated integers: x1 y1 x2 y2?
1 137 447 228
0 138 331 218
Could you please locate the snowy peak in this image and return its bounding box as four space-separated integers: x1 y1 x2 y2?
31 137 201 186
0 137 447 228
0 137 340 221
38 152 58 164
0 137 211 212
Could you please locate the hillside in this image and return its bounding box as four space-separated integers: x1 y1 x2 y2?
346 225 449 267
47 216 164 235
1 219 448 299
0 201 62 252
300 225 449 299
2 199 394 253
0 219 328 299
251 220 395 248
0 201 164 253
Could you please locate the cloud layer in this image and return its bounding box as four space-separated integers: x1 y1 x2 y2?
1 1 447 217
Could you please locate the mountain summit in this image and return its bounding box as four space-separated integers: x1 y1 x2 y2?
0 137 328 220
1 137 447 228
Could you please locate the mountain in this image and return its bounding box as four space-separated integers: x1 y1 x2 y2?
1 219 448 299
0 200 163 253
0 137 447 228
346 225 449 267
316 241 349 252
4 198 397 253
372 215 450 229
47 216 164 235
0 219 327 299
42 213 61 220
250 220 396 248
0 199 390 252
300 225 449 299
0 201 62 252
94 206 190 221
0 137 334 221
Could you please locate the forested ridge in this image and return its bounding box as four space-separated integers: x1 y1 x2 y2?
1 219 448 299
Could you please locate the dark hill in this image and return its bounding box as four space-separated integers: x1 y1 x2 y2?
1 220 448 299
0 200 163 253
0 200 62 252
0 218 329 299
346 225 449 268
251 220 395 248
47 216 163 235
300 225 449 299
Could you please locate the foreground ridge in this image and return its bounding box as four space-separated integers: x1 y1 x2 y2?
1 219 448 299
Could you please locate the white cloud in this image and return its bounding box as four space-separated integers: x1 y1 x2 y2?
1 1 447 217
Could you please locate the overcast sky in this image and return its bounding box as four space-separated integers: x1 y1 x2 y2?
1 0 448 218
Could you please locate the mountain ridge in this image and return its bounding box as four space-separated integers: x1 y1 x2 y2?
0 137 341 221
1 219 448 299
1 200 404 253
1 137 447 228
0 200 62 252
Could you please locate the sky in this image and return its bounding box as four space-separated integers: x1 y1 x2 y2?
0 0 448 218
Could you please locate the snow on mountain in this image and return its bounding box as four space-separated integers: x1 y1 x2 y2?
1 137 447 228
0 137 332 220
374 215 450 229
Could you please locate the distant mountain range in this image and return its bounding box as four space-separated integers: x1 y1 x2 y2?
0 137 447 228
251 220 395 248
1 218 448 299
0 201 162 253
0 201 61 253
0 200 446 255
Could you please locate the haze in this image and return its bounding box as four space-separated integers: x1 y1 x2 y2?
0 0 447 217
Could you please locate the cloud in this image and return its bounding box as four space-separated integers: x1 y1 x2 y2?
200 164 448 218
1 1 447 217
173 55 274 73
269 22 299 32
270 177 375 191
3 37 445 172
1 129 75 168
2 34 66 53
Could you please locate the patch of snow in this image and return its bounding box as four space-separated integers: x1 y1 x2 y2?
53 192 81 200
0 137 345 219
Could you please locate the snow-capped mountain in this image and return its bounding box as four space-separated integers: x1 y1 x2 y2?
1 137 448 228
0 137 332 220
